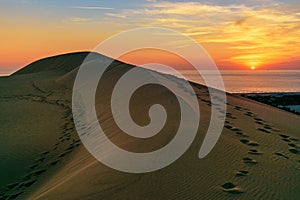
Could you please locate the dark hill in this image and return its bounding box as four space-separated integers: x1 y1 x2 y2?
12 52 101 76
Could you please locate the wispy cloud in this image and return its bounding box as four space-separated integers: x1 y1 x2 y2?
68 17 92 22
71 6 114 10
101 1 300 68
105 13 127 18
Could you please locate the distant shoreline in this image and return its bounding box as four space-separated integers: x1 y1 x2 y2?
240 92 300 115
236 92 300 96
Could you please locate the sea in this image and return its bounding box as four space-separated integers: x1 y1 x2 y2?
1 70 299 94
176 70 300 94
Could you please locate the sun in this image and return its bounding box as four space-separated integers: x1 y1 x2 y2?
247 61 260 70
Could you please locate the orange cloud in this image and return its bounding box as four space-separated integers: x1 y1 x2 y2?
104 1 300 69
118 48 194 70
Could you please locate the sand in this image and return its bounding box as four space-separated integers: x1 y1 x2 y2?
0 52 299 199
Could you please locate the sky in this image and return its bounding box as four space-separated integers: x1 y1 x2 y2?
0 0 300 74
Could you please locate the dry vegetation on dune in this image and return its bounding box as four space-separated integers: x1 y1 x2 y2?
0 52 299 199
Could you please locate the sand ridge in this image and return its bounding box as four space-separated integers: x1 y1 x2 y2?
0 52 299 199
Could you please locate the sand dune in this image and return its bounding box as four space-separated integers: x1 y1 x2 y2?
0 52 299 199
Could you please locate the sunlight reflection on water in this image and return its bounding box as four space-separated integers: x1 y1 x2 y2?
158 70 300 93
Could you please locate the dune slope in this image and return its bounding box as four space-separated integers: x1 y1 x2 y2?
0 52 299 200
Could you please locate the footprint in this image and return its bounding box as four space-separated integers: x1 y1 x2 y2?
240 139 259 147
6 192 23 199
59 149 72 158
288 143 299 148
32 169 47 176
234 106 242 111
290 138 299 142
240 139 249 144
234 106 248 111
282 138 291 142
66 145 75 151
248 141 259 146
64 132 70 136
274 152 289 159
201 99 210 104
24 169 46 179
49 160 60 166
221 182 244 194
36 157 46 162
245 112 254 117
29 164 38 169
289 148 300 155
255 121 264 125
257 128 270 134
226 113 237 119
248 149 262 155
224 125 233 129
216 108 226 114
235 170 249 177
6 182 19 190
280 134 289 139
242 157 258 164
263 125 272 130
236 131 248 137
41 151 49 155
225 125 241 132
231 127 242 132
21 179 37 187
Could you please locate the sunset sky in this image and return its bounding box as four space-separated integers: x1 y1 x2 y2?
1 0 300 74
